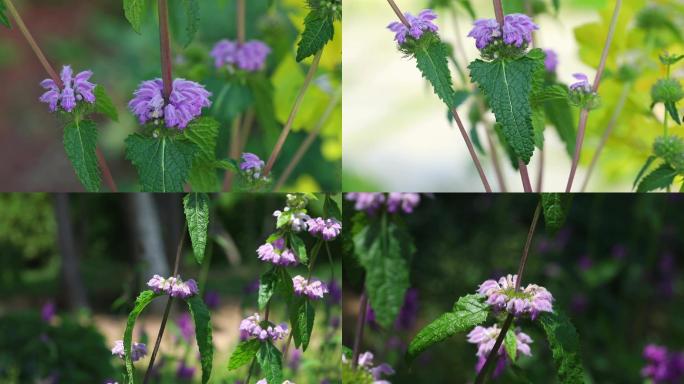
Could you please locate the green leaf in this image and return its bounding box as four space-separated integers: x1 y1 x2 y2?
406 294 489 363
457 0 476 19
552 0 560 13
414 38 456 109
324 194 342 220
0 2 10 29
532 108 546 149
539 311 587 384
63 119 101 192
258 268 279 311
504 329 518 361
289 234 308 264
181 0 199 47
276 267 294 301
637 163 678 192
125 134 198 192
531 84 569 104
94 85 119 122
353 215 415 328
544 91 576 158
541 193 573 234
124 290 160 383
257 342 283 384
227 339 260 371
296 7 334 62
469 51 544 164
185 117 220 192
633 155 657 189
183 193 210 264
123 0 146 33
186 295 214 384
290 297 315 351
247 74 279 135
665 101 681 125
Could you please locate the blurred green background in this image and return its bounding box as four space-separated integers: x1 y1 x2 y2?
343 194 684 383
342 0 684 192
0 193 342 383
0 0 341 192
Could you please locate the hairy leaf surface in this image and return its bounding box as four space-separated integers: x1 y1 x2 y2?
296 7 334 62
124 290 160 383
186 296 213 384
290 297 315 351
637 163 678 192
539 311 587 384
123 0 145 33
183 193 210 264
125 134 197 192
182 0 200 46
185 117 220 191
63 119 101 192
94 85 119 121
227 339 260 371
541 193 573 234
258 268 279 310
257 342 283 384
0 2 10 28
414 39 456 109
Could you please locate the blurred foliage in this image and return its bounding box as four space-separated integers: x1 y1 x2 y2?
343 194 684 383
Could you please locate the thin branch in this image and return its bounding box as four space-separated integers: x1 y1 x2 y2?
514 202 541 292
158 0 173 100
385 0 410 27
484 127 507 192
96 148 118 192
263 49 324 177
518 160 533 192
536 150 544 192
451 107 493 192
565 0 622 192
237 0 246 44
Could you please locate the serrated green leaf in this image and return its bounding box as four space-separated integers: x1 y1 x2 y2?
406 294 488 363
215 159 239 172
258 268 279 311
125 134 198 192
227 339 260 371
637 163 678 192
324 194 342 220
633 155 657 189
94 85 119 122
257 342 283 384
185 117 220 192
296 7 334 62
123 0 145 33
181 0 199 47
63 119 102 192
532 108 546 149
289 234 308 264
544 92 576 158
354 215 415 328
539 311 587 384
0 2 10 29
504 329 518 361
541 193 573 234
414 39 456 109
247 73 278 135
183 193 210 264
469 52 544 164
186 295 213 384
290 297 315 351
124 290 160 383
665 101 681 125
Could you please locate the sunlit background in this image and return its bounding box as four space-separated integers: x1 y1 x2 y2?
342 0 684 192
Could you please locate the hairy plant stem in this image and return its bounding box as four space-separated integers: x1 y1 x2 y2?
580 82 631 192
518 160 533 192
275 92 341 191
158 0 173 100
565 0 622 192
474 202 541 384
4 0 119 191
143 222 187 384
263 49 324 177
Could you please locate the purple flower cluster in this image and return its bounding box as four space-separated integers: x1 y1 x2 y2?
147 275 199 299
111 340 147 362
257 238 298 266
256 380 295 384
570 73 592 93
642 344 684 383
387 9 439 45
240 153 266 180
467 325 533 378
346 193 421 214
239 313 288 342
342 351 395 383
210 40 271 72
292 275 329 300
128 78 211 130
544 49 558 73
40 65 96 113
41 301 56 323
468 14 538 50
478 274 553 319
176 361 195 380
306 217 342 241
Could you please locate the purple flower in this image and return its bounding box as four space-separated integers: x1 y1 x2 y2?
204 291 220 310
210 40 271 72
176 313 194 343
112 340 147 362
240 153 265 179
396 288 419 330
570 73 592 93
642 344 684 383
257 239 298 266
502 14 538 47
306 217 342 241
343 351 395 383
293 275 329 300
147 275 199 299
468 19 501 49
176 361 195 380
468 325 533 378
478 274 554 319
41 301 56 323
239 313 288 342
387 193 421 214
544 49 558 73
128 78 211 129
345 193 386 214
40 65 96 112
288 349 302 371
387 9 439 45
327 280 342 305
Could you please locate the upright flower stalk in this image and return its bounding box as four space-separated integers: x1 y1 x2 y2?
2 0 118 192
157 0 173 100
565 0 622 192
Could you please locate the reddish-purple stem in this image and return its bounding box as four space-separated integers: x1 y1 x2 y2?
158 0 173 100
